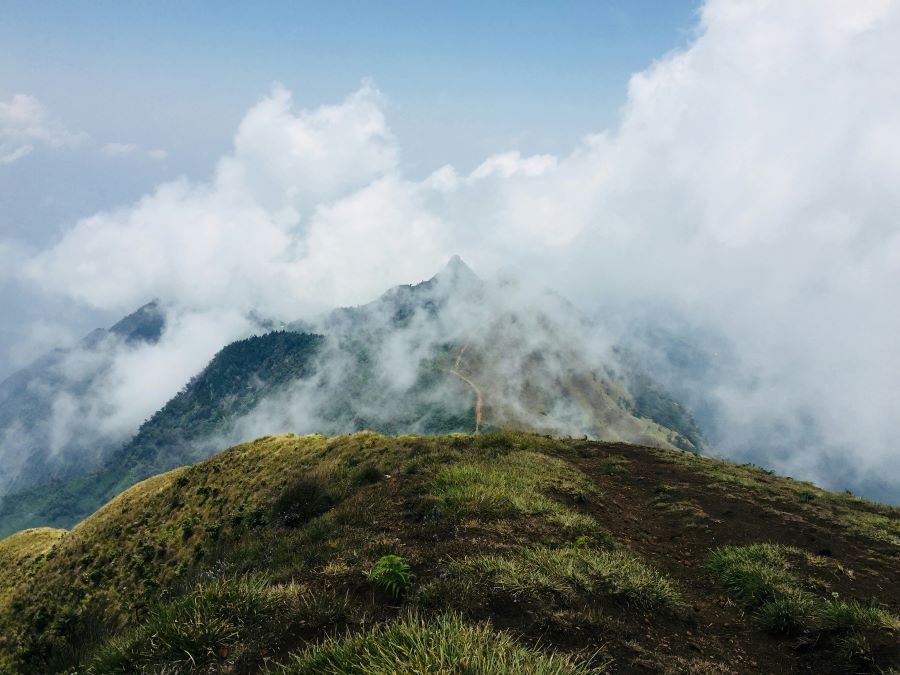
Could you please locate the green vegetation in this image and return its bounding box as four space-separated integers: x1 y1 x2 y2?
0 331 326 538
0 527 66 604
840 510 900 546
445 544 682 612
272 613 603 675
707 543 899 663
368 555 414 598
432 449 599 532
653 445 900 549
0 432 590 672
0 432 897 673
89 575 351 674
90 575 279 673
596 454 630 475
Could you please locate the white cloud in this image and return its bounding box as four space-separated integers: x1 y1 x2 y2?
0 94 82 164
101 143 169 161
23 83 414 318
100 142 138 157
17 0 900 494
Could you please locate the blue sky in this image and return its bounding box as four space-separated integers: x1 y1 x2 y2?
1 0 698 247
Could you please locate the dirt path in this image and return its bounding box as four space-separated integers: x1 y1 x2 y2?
447 345 482 433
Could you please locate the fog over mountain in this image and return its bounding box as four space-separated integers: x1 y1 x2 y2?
2 0 900 501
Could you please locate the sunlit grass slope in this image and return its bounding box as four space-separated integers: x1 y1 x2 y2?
0 431 896 674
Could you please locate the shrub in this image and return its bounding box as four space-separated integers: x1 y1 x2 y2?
350 463 384 486
271 477 335 528
368 555 414 598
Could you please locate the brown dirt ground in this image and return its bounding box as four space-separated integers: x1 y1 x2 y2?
321 439 899 675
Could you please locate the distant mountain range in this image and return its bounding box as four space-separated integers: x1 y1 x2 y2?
0 257 703 536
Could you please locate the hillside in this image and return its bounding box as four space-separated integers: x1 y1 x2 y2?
0 331 324 537
0 258 702 537
0 302 166 498
0 432 897 674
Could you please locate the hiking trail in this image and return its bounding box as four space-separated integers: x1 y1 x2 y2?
447 344 482 433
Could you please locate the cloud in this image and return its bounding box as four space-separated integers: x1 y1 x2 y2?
16 1 900 496
0 94 83 164
100 142 139 158
23 83 416 318
101 143 168 161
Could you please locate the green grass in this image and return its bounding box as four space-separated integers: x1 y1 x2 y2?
271 612 604 674
706 543 899 661
650 486 711 529
3 432 897 673
89 575 350 674
0 527 66 605
89 575 279 673
705 543 807 610
840 510 900 547
818 598 900 632
596 455 630 475
444 544 683 613
656 445 900 549
431 450 599 532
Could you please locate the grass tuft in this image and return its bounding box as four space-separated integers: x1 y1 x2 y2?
431 451 599 532
89 575 349 674
271 612 604 674
707 543 900 662
445 544 683 613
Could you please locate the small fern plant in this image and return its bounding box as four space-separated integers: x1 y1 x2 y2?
368 554 414 598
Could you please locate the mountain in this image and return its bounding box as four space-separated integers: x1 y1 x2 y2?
0 301 166 498
0 431 897 673
0 258 702 536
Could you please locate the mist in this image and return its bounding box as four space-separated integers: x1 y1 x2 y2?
3 0 900 500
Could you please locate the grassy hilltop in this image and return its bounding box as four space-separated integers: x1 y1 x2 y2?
0 431 897 674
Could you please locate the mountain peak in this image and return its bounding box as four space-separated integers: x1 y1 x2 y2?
431 254 480 291
108 300 166 344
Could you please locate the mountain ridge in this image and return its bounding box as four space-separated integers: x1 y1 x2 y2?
1 431 897 673
0 258 702 536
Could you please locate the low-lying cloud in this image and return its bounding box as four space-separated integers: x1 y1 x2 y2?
6 0 900 498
